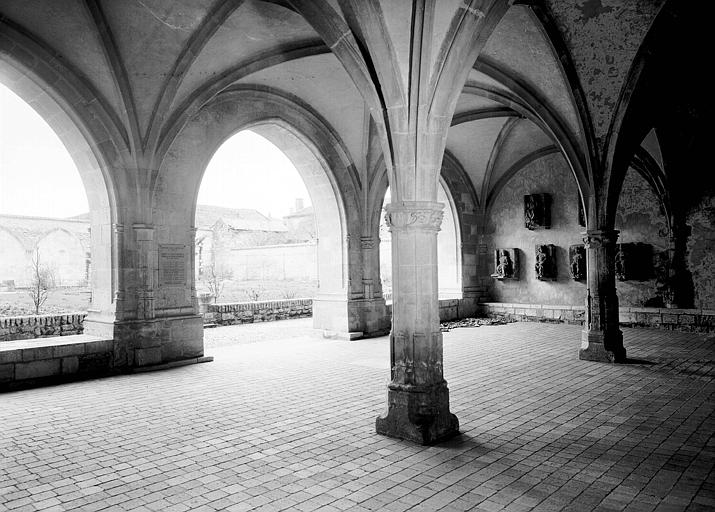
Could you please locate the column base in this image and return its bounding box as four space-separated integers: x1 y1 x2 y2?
376 382 459 445
579 329 626 363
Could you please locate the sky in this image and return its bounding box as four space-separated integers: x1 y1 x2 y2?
197 131 310 218
0 83 88 218
0 83 310 219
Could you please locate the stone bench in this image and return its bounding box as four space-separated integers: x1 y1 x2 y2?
478 302 715 332
0 334 115 390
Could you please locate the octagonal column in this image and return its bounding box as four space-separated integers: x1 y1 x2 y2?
580 229 626 362
376 201 459 444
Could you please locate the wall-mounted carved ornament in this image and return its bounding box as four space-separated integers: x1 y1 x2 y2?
569 244 586 281
384 202 444 232
491 248 518 280
524 193 551 230
535 244 557 280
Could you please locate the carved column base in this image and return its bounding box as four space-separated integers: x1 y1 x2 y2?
376 382 459 445
579 329 626 363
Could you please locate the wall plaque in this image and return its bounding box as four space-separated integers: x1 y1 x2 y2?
159 244 187 286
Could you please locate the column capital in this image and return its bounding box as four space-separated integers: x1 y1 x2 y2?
582 229 619 248
384 201 444 232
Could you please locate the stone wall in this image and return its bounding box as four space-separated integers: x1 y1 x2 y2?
206 299 313 325
0 313 86 342
479 302 715 332
0 215 90 288
486 153 586 305
385 298 478 324
486 154 671 308
614 168 669 307
687 195 715 309
218 243 318 282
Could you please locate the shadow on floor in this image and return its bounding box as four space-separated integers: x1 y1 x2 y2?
624 358 658 365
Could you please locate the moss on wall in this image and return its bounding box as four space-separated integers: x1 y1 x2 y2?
686 195 715 310
615 168 669 307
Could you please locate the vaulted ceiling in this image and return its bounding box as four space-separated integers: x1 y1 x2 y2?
0 0 670 213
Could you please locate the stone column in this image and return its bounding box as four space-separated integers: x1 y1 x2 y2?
376 201 459 444
580 229 626 362
357 235 390 336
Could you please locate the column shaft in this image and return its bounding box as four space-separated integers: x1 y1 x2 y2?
376 202 459 444
580 229 626 362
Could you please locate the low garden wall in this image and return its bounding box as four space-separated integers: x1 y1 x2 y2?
0 313 86 342
205 299 313 325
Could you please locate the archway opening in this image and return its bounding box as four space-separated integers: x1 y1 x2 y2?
380 180 462 301
195 129 319 303
0 82 93 316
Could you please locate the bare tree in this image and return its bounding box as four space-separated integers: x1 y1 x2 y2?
27 248 55 315
244 285 265 302
206 261 232 303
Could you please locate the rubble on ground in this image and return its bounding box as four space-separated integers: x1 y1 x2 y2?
440 316 515 331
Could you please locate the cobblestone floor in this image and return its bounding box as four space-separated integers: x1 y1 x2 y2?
1 320 714 512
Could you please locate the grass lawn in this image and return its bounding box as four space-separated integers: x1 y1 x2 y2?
0 279 319 317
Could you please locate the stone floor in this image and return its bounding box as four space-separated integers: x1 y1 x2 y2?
1 320 714 512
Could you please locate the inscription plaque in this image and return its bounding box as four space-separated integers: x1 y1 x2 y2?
159 244 186 286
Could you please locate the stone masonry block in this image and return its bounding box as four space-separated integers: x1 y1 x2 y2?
15 359 61 380
679 314 695 325
662 314 677 324
53 343 86 358
21 346 54 362
62 357 80 375
647 314 662 325
0 363 14 382
134 347 162 367
0 350 21 364
85 339 114 354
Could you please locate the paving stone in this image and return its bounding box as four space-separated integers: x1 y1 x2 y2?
0 320 713 512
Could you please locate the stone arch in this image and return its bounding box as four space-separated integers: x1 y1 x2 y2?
0 227 29 288
0 20 123 327
36 229 88 287
600 0 688 229
369 152 477 301
155 85 362 332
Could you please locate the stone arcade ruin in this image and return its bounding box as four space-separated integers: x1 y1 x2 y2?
0 1 712 445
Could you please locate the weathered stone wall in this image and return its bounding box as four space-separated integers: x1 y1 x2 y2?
0 313 86 342
614 168 669 306
486 153 586 305
546 0 665 146
0 215 90 288
206 299 313 325
217 243 318 281
384 298 478 323
486 155 671 308
686 195 715 310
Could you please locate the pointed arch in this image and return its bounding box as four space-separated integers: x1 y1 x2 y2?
0 19 123 320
